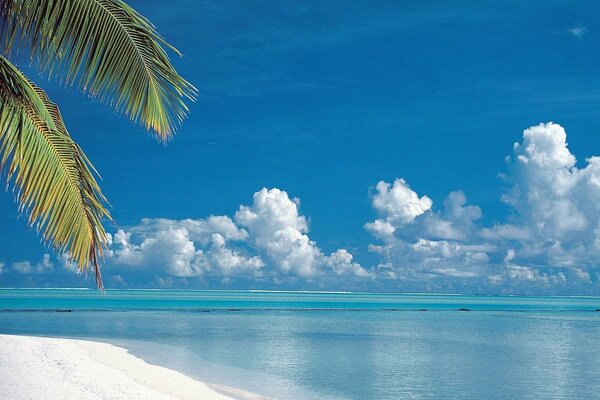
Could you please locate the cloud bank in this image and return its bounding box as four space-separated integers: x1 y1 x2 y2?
103 187 370 288
365 122 600 293
2 122 599 293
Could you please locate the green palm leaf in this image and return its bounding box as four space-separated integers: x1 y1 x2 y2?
1 0 197 140
0 55 111 288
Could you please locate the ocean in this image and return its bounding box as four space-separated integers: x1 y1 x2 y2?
1 289 599 399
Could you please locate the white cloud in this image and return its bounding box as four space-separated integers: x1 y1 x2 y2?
193 233 264 277
11 254 54 274
365 183 489 282
107 188 366 283
235 188 320 277
422 191 482 241
37 254 54 273
110 219 259 278
365 179 432 239
12 262 32 274
235 188 371 279
572 268 591 282
488 263 567 286
365 122 600 291
569 25 586 38
136 216 249 244
323 249 372 278
499 122 600 265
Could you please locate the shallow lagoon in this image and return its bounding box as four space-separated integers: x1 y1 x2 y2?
1 290 599 399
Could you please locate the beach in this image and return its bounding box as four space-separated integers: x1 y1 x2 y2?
0 334 261 400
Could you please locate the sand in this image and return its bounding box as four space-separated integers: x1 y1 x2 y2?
0 334 262 400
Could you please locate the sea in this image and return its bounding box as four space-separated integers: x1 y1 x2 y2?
1 289 599 399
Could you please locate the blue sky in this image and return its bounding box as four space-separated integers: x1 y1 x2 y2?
2 1 600 293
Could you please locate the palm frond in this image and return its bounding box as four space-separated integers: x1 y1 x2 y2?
0 0 197 140
0 55 111 288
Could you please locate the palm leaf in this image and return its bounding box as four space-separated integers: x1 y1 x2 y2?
0 0 197 140
0 55 111 288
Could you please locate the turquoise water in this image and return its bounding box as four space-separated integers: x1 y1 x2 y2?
1 289 599 399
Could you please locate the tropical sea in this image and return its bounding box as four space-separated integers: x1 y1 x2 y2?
1 289 599 399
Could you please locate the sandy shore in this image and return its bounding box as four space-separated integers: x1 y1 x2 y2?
0 334 263 400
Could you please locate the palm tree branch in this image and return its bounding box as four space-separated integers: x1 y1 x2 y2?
0 55 111 288
0 0 197 139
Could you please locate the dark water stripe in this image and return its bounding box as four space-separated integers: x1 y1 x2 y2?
1 307 599 313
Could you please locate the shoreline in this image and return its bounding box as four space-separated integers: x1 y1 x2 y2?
5 287 600 298
0 334 266 400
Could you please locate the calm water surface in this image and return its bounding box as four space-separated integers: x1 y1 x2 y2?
1 289 599 399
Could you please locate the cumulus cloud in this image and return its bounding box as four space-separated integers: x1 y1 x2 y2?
366 122 600 292
235 188 320 277
323 249 372 278
495 122 600 267
11 254 54 274
106 188 368 285
109 216 261 278
234 188 371 279
365 179 432 239
366 183 490 284
196 233 264 276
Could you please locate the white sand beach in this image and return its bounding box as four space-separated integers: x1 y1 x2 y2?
0 334 262 400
